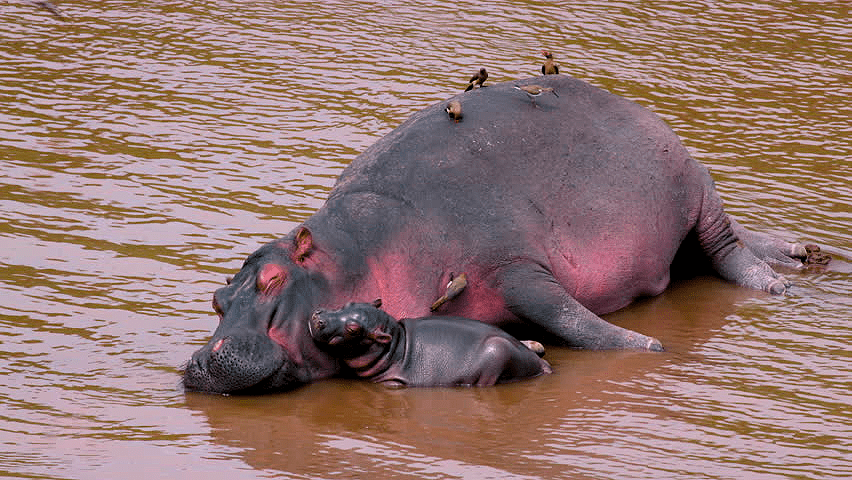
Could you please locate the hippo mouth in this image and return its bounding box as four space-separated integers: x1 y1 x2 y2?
183 331 297 394
306 310 332 343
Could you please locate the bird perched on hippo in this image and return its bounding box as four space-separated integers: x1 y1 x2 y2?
445 101 463 123
465 68 488 91
514 84 559 107
184 74 826 394
541 50 559 75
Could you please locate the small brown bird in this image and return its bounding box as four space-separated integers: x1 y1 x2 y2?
464 68 488 92
445 101 463 123
541 50 559 75
430 273 468 311
514 84 559 106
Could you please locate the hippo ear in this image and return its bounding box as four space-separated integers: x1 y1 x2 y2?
292 226 313 264
370 327 392 344
372 298 382 308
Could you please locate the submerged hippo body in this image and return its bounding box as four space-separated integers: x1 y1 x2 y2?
309 301 552 387
184 75 811 394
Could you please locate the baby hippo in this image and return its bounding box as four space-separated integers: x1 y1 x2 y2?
308 300 552 387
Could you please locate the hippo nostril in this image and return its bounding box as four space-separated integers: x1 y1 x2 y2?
186 355 203 373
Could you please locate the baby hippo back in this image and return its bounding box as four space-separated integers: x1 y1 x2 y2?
378 317 551 387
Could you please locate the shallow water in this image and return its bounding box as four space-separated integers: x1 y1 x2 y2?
1 1 849 479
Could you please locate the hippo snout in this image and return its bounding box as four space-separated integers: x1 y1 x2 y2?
183 332 286 394
308 309 354 346
308 309 327 337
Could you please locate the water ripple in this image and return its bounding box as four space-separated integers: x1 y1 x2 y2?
1 1 849 479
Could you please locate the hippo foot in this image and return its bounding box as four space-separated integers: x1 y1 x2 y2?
521 340 546 357
646 337 664 352
803 244 832 266
768 278 788 295
729 219 831 270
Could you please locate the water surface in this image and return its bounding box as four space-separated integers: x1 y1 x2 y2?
1 1 849 479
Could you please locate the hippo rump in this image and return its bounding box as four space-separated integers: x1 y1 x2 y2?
308 300 552 387
184 74 815 394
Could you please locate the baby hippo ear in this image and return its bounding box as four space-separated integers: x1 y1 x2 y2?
369 326 392 344
372 298 382 308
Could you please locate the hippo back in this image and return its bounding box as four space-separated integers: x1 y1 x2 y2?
323 75 703 314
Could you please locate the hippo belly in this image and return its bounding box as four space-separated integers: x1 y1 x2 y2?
332 76 697 319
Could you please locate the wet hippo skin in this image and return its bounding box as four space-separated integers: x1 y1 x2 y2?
308 300 552 387
184 75 818 394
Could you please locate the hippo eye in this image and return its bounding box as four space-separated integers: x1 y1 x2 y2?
212 297 224 318
263 275 284 294
257 263 287 295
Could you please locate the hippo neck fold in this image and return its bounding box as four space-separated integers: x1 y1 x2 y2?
303 195 426 306
266 267 340 383
345 321 405 380
302 206 376 287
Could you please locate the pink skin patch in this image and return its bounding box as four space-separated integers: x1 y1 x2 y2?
567 240 671 315
362 251 513 325
212 338 225 352
442 285 510 324
362 225 670 322
268 326 300 363
268 324 339 377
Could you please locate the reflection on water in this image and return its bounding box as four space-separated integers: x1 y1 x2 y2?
1 1 849 479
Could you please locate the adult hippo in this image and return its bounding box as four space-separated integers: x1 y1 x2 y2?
184 74 814 394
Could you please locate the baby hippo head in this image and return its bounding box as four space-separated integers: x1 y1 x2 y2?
308 299 393 356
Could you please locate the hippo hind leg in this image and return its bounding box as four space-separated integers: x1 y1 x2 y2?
498 263 664 351
693 168 789 294
469 336 551 386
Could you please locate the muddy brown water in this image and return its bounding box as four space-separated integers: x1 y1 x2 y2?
1 1 849 479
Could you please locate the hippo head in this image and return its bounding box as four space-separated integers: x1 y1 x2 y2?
183 227 338 394
308 299 393 358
